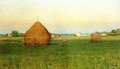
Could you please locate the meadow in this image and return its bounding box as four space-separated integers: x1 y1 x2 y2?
0 36 120 69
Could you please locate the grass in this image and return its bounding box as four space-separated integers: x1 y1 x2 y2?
0 36 120 69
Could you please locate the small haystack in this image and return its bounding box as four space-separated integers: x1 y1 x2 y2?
24 21 51 45
90 34 101 42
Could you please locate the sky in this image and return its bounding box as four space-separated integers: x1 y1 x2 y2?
0 0 120 34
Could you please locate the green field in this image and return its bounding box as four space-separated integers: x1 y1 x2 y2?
0 36 120 69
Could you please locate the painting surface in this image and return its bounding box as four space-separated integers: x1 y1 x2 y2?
0 0 120 69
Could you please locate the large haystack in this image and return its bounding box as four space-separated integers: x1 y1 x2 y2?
90 34 101 42
24 21 51 45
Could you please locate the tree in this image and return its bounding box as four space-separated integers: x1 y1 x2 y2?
111 29 117 36
11 30 19 37
18 33 24 37
110 29 120 36
5 33 8 37
111 29 116 33
116 29 120 35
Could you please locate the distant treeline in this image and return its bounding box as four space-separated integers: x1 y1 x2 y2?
91 29 120 36
0 29 120 37
4 30 24 37
108 29 120 36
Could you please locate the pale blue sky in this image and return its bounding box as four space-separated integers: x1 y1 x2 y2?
0 0 120 34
